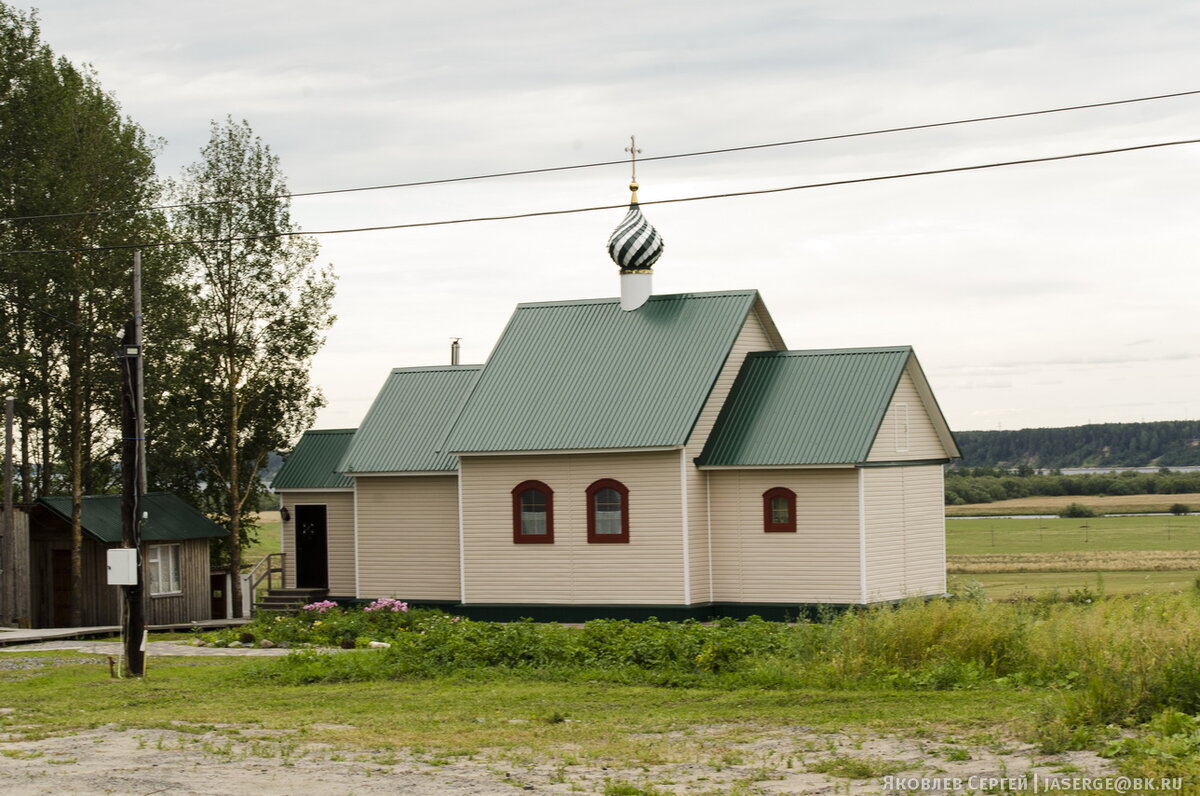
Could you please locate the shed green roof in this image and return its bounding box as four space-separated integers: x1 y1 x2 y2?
273 429 357 489
443 291 761 453
697 347 913 466
340 366 481 473
37 493 229 544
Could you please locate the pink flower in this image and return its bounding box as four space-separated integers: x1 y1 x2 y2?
364 597 409 613
302 600 339 613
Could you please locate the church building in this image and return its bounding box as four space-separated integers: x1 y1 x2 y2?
272 166 959 620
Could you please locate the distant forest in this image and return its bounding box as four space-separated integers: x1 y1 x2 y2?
953 421 1200 469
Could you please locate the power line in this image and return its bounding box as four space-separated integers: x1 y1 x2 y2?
2 88 1199 225
1 135 1196 257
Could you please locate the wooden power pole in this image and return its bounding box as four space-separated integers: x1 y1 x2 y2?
2 395 14 626
118 252 146 676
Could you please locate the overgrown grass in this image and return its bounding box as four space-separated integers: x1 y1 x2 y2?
217 591 1200 742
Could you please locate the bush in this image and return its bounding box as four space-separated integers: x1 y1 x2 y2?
1169 503 1191 516
1059 502 1099 518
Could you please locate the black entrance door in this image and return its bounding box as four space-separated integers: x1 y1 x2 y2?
294 505 328 589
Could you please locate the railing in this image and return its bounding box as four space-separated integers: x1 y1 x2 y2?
245 552 285 609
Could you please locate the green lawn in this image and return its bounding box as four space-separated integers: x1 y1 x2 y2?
0 654 1042 760
946 514 1200 555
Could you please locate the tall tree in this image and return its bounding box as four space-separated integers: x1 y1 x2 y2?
170 118 334 616
0 4 179 623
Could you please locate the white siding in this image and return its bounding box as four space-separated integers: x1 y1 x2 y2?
709 468 861 604
460 451 683 605
867 366 949 462
683 308 777 603
355 476 460 600
278 491 356 597
862 464 946 601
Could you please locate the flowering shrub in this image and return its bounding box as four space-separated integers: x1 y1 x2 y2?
302 600 339 613
364 597 408 613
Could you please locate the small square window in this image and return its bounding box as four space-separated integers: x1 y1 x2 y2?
147 544 182 595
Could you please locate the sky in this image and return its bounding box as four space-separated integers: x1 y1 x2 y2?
24 0 1200 434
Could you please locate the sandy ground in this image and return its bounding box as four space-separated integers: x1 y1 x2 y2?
0 648 1119 795
0 719 1118 795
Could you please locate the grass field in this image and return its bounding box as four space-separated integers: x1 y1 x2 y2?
243 510 282 565
948 514 1200 599
945 492 1200 517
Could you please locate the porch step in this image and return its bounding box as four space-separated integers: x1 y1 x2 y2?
254 587 328 614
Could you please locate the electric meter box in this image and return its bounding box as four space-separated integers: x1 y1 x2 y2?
106 548 138 586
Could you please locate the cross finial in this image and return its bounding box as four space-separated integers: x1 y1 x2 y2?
625 135 641 203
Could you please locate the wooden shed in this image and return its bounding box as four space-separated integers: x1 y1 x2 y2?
27 492 228 628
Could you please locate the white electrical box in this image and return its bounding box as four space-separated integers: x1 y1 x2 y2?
106 548 138 585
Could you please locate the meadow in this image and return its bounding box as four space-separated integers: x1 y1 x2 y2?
947 513 1200 600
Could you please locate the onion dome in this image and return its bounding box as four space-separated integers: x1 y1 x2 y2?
607 191 664 272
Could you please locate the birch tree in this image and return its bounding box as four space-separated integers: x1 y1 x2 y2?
170 118 334 616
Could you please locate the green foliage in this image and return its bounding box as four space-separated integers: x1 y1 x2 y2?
1059 502 1099 518
955 420 1200 469
944 468 1200 505
1170 503 1191 516
805 754 906 779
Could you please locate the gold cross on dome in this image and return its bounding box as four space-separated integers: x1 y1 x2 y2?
625 135 641 183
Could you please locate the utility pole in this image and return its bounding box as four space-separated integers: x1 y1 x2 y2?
118 252 146 676
2 396 14 627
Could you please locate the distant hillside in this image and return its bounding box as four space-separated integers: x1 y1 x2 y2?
954 421 1200 469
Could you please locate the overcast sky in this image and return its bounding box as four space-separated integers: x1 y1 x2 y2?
26 0 1200 433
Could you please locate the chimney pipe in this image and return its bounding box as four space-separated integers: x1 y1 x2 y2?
450 338 460 366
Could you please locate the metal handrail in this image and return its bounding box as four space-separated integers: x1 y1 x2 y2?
246 552 285 602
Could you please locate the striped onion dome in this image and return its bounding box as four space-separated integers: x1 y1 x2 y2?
607 201 664 272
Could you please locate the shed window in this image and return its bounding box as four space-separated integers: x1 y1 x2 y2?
512 480 554 543
147 544 182 595
762 487 797 532
587 479 629 543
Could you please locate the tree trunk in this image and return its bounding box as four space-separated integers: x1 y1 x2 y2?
68 292 83 627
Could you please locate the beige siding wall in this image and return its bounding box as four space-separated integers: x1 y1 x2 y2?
460 451 683 604
862 464 946 602
279 490 356 597
867 367 948 462
356 476 460 601
709 468 861 604
683 308 778 603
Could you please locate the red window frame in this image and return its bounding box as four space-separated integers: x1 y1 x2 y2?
512 480 554 543
586 478 629 543
762 487 797 532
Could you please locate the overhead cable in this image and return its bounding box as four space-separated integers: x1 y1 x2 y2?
1 88 1198 225
2 135 1196 257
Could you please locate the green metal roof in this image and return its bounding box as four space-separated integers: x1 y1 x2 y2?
37 493 229 544
443 291 760 453
697 347 913 466
272 429 357 489
339 366 481 473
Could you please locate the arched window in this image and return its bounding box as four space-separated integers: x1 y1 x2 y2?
586 478 629 543
763 487 797 532
512 480 554 543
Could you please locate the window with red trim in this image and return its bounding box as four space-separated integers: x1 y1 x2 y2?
586 478 629 543
512 480 554 543
763 487 797 532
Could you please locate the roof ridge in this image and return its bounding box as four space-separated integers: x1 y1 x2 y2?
389 364 483 374
749 345 913 358
515 289 758 309
302 428 358 435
